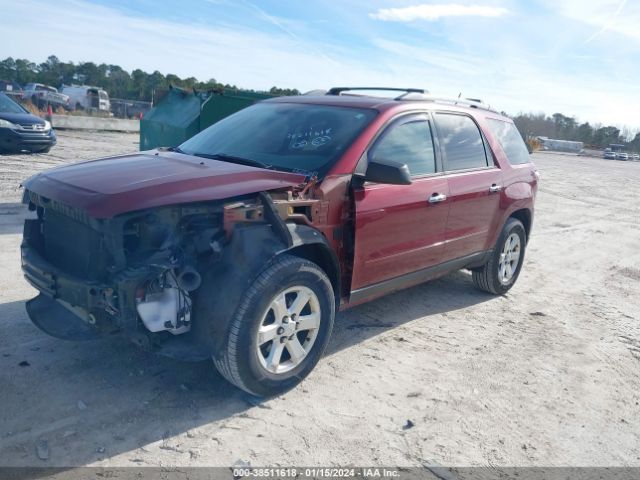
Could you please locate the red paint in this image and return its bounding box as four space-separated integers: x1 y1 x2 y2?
351 176 450 290
23 95 537 306
23 151 306 218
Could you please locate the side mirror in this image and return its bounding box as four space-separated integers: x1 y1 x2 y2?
365 158 412 185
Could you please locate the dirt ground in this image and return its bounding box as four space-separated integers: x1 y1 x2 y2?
0 131 639 468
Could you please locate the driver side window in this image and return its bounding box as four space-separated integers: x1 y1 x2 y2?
370 118 436 176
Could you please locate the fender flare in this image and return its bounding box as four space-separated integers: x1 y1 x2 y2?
187 215 340 360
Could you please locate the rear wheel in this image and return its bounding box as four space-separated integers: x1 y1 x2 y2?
472 218 526 295
213 255 335 397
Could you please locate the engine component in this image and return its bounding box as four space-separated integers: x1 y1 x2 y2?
136 272 191 335
176 265 202 292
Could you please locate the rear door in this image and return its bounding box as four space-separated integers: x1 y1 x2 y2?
351 113 450 291
434 112 503 260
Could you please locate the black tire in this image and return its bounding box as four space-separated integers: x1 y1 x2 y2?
472 218 526 295
213 255 335 397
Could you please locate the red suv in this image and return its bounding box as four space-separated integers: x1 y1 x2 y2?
21 87 538 396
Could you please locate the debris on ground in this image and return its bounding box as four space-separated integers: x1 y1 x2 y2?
403 420 415 430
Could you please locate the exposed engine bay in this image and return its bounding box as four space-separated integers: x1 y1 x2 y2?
20 185 333 358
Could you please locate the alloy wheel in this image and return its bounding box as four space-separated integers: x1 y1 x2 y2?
498 232 521 284
256 286 321 374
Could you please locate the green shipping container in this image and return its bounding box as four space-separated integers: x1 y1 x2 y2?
140 86 274 150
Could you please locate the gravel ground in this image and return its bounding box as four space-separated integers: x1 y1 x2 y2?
0 131 639 467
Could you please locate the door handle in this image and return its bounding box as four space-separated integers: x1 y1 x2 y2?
428 193 447 204
489 184 502 193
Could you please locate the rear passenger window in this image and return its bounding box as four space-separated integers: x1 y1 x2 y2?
370 119 436 176
486 119 530 165
436 113 488 170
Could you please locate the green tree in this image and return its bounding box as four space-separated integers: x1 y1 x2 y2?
592 126 621 148
0 57 16 81
576 122 594 144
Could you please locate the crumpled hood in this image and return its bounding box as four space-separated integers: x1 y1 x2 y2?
22 150 306 218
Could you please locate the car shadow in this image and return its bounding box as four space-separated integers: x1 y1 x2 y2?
328 270 492 356
0 270 492 466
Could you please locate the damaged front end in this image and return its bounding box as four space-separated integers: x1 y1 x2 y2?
21 189 223 343
20 185 335 361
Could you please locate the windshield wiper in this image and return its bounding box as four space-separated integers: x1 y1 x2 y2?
191 152 272 170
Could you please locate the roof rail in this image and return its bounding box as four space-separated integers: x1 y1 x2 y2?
325 87 498 113
327 87 428 98
420 96 499 113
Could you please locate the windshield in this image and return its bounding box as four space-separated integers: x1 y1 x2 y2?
179 102 377 177
0 94 27 114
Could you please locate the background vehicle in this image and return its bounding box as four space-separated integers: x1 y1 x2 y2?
603 150 616 159
631 153 639 160
0 80 23 100
110 98 151 119
20 87 537 396
61 85 110 112
23 83 70 110
616 152 629 160
0 92 56 153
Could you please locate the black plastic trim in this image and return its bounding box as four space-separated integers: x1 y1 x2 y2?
349 251 489 304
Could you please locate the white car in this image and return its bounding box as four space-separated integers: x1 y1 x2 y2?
616 152 629 160
61 85 110 112
631 153 640 161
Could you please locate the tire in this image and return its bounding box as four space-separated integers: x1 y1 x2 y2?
213 254 335 397
472 218 526 295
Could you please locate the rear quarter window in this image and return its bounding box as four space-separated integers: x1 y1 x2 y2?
486 119 531 165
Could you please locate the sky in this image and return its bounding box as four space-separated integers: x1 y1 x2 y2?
1 0 639 130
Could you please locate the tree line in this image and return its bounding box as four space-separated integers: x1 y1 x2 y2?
0 55 300 102
512 112 640 151
1 55 638 151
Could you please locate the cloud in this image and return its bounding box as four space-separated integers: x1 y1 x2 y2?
582 0 632 42
544 0 640 42
370 4 508 22
0 0 638 129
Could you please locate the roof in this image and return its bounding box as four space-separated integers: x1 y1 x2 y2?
264 94 397 110
264 88 502 117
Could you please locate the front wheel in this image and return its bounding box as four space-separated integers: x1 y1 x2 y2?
213 255 335 397
472 218 526 295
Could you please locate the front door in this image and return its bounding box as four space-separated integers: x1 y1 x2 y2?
352 114 450 291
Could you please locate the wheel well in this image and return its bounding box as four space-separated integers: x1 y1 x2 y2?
286 243 341 306
510 208 532 241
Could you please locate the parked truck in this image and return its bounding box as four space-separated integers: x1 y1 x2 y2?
23 83 70 111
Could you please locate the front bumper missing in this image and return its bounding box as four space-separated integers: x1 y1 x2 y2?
21 242 103 311
26 294 101 341
21 241 114 340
